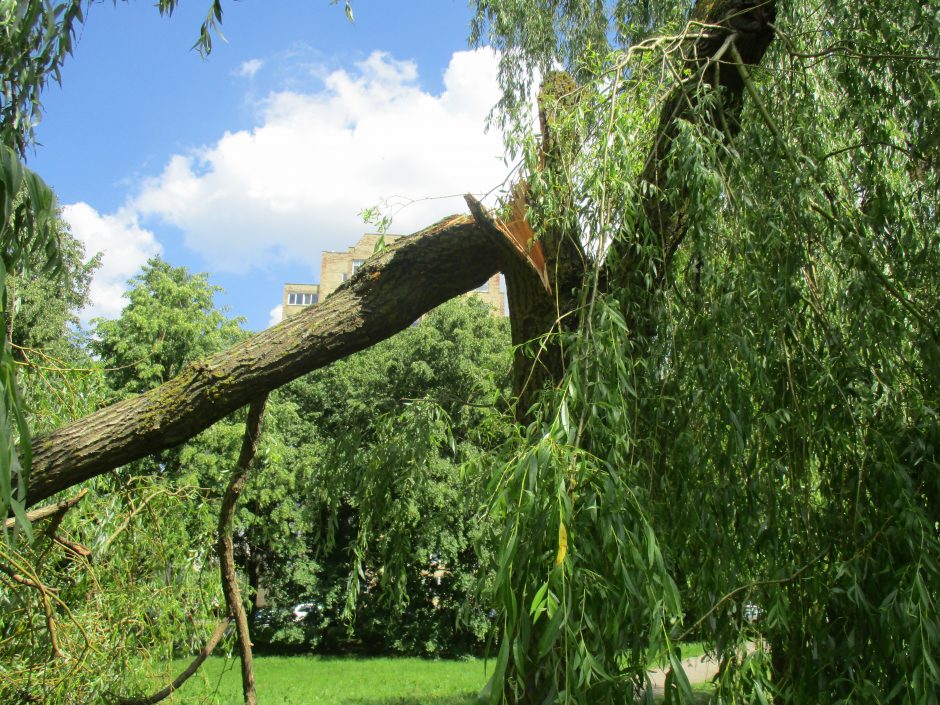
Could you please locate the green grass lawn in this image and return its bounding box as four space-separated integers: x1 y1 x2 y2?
133 650 713 704
146 655 487 705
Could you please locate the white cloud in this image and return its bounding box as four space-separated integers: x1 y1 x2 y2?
268 304 283 327
133 48 507 274
235 58 264 79
61 202 162 324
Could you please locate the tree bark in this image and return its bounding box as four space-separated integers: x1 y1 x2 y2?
217 395 267 705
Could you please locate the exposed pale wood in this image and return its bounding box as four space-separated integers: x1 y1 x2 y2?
466 195 561 417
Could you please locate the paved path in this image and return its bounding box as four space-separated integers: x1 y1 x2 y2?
646 654 719 697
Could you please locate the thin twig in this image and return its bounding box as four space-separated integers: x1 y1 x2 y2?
677 550 827 641
820 140 927 164
0 560 59 592
729 43 786 151
100 488 187 552
0 556 63 658
52 534 92 559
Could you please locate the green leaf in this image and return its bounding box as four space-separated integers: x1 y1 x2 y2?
536 599 566 657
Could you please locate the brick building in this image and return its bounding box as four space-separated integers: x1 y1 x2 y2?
283 233 504 319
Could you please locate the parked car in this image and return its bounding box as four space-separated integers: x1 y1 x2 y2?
291 602 321 622
743 602 763 623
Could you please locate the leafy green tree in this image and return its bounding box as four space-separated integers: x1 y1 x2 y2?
1 0 85 529
93 258 246 397
287 297 509 441
0 255 231 703
242 299 510 655
8 211 104 442
88 257 249 551
7 214 98 359
466 2 940 703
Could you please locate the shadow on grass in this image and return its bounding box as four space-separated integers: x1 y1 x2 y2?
337 691 716 704
340 696 476 705
648 687 714 704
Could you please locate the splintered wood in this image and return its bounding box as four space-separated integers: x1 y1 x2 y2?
492 183 551 294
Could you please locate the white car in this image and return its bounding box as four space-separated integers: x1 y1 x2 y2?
291 602 319 622
743 602 763 623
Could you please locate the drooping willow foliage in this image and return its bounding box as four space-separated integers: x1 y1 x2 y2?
473 0 939 703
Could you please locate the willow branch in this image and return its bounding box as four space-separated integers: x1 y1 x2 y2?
217 395 268 705
609 0 777 290
116 617 232 705
5 488 87 529
0 555 62 658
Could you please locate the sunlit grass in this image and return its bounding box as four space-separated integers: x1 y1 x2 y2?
148 655 487 705
133 649 713 704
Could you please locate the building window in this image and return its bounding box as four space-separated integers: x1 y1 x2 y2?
288 292 317 306
351 259 365 273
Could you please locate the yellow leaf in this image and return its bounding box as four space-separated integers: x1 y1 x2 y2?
555 522 568 566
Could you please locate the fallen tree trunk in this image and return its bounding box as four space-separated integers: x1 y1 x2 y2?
27 215 505 506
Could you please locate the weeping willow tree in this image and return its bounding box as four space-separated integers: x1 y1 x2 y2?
5 0 939 703
467 0 940 703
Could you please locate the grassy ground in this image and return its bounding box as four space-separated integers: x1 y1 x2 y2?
135 651 713 704
146 655 486 705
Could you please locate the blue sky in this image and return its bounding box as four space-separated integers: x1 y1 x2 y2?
27 0 510 331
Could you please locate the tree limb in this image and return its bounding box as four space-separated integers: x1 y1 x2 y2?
5 488 87 529
611 0 777 291
217 395 267 705
115 397 267 705
26 216 505 506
